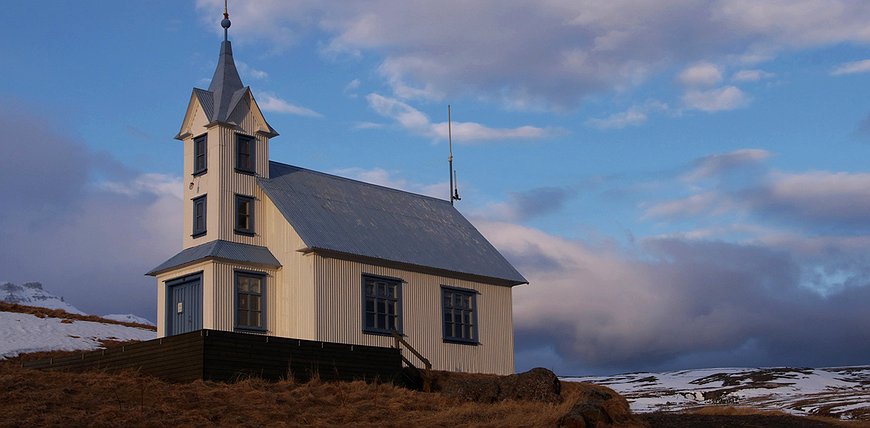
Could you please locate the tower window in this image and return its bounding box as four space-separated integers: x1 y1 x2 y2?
236 134 256 174
192 195 207 237
235 195 255 235
193 134 207 175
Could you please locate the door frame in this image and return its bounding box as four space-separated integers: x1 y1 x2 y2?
165 271 203 336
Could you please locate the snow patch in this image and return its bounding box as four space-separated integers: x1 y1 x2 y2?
102 314 155 326
0 311 156 359
564 366 870 420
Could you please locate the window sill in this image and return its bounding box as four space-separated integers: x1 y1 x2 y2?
235 326 267 333
234 229 255 237
191 232 206 238
193 169 207 177
234 168 256 176
363 329 404 337
443 338 479 346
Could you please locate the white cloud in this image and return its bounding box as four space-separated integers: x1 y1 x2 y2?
366 93 552 142
237 62 268 80
831 59 870 76
683 86 749 111
679 62 723 87
732 69 775 82
685 148 771 181
332 167 446 199
343 78 361 98
99 173 183 199
257 92 323 117
585 101 669 129
196 0 870 110
586 108 647 129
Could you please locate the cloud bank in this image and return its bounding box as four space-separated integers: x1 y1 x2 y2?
198 0 870 110
0 106 181 320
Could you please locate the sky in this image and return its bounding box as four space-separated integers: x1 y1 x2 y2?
2 1 870 376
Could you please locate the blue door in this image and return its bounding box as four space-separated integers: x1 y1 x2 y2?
167 273 202 335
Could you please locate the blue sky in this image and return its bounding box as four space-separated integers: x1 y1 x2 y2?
2 1 870 375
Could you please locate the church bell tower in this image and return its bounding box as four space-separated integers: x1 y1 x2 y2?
173 6 278 250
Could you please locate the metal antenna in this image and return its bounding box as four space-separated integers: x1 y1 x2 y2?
448 105 461 205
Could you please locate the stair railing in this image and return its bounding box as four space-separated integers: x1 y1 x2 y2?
390 330 432 392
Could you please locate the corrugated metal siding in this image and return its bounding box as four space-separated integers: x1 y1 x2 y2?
263 196 317 340
313 256 515 375
181 102 212 250
155 261 214 338
179 97 272 250
210 261 277 334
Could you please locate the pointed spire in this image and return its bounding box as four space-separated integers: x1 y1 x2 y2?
208 1 245 122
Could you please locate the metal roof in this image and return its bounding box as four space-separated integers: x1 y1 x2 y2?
146 240 281 276
208 41 244 122
179 41 277 138
259 161 527 286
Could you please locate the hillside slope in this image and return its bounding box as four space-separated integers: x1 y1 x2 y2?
0 306 156 359
566 367 870 420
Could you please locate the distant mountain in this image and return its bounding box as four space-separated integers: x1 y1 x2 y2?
0 281 85 315
102 314 155 326
0 281 154 325
565 366 870 420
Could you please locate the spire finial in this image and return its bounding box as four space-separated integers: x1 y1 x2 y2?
221 0 231 42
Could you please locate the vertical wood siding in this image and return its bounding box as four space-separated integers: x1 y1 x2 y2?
210 261 277 334
263 197 317 340
313 256 515 375
180 96 272 249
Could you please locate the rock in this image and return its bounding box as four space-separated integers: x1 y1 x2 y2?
498 367 562 403
558 382 644 428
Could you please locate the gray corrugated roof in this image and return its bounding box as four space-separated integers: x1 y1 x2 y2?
208 41 244 122
259 162 527 286
146 240 281 276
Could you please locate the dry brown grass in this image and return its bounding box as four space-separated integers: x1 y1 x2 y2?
0 302 156 331
0 363 592 427
686 406 869 427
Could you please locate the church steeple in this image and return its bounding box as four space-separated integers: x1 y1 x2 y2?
208 40 244 122
206 3 245 124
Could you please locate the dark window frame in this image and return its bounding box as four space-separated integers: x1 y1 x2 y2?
441 286 479 345
192 195 207 238
234 270 267 332
361 274 403 336
234 194 255 236
235 133 256 174
193 134 207 176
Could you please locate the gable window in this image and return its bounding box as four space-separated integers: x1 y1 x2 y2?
236 134 256 174
235 195 255 235
362 275 402 335
235 271 265 331
442 286 478 344
192 195 207 237
193 134 207 175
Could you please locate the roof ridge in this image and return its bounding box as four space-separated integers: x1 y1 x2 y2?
267 160 453 205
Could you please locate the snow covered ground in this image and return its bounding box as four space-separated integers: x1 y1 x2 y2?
0 311 156 359
565 366 870 420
